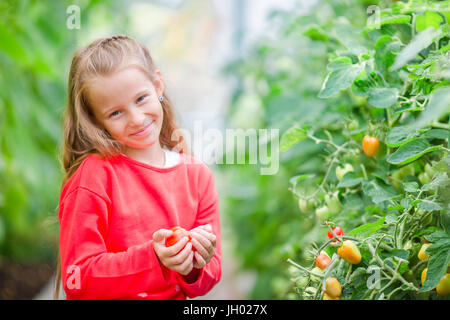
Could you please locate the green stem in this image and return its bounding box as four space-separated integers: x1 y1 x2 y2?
386 286 403 300
287 259 325 279
431 122 450 130
360 163 368 180
319 256 340 295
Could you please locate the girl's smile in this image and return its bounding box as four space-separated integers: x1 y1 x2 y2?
129 120 155 138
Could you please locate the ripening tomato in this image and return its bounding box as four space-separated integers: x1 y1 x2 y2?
421 268 427 286
335 163 354 181
325 277 342 298
298 198 314 213
362 135 379 157
323 292 339 300
424 163 436 179
315 205 331 222
325 192 342 215
327 226 343 243
338 240 362 264
418 243 431 261
436 273 450 296
315 253 332 270
165 226 196 252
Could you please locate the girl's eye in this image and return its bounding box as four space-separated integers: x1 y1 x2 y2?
109 110 121 118
136 95 147 104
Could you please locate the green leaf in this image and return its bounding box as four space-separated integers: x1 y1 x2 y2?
363 181 399 204
280 127 307 151
422 172 449 191
387 139 443 165
333 19 368 55
412 86 450 129
403 182 419 193
327 57 353 70
348 217 386 237
423 129 450 140
417 200 443 211
442 211 450 235
367 87 399 109
382 249 410 274
380 14 411 26
386 125 420 148
415 11 444 32
318 60 364 98
391 27 443 71
303 25 329 41
348 267 367 284
289 174 315 190
343 194 364 210
420 231 450 292
337 172 363 188
374 35 401 73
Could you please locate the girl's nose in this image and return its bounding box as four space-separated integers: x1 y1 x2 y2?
128 107 146 127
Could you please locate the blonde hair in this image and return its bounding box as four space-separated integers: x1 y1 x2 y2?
54 35 190 299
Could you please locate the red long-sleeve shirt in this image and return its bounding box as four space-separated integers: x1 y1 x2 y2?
58 152 222 299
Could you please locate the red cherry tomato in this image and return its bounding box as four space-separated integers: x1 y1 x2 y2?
362 135 379 157
315 253 332 270
327 226 343 243
165 226 196 252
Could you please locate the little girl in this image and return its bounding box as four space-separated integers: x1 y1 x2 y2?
55 35 221 299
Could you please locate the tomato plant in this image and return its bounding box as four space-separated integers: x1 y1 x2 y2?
280 0 450 300
223 0 449 299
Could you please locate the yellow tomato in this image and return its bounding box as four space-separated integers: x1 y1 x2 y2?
325 277 342 298
338 240 362 264
436 273 450 296
323 292 339 300
418 243 431 260
421 268 427 286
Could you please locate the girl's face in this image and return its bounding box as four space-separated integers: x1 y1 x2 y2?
88 66 164 151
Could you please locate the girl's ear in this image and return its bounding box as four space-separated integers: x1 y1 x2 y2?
153 69 165 97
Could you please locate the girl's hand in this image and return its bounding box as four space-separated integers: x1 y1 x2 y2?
153 228 194 276
189 224 217 269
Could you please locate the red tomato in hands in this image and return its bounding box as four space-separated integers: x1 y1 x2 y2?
327 226 343 243
165 226 196 252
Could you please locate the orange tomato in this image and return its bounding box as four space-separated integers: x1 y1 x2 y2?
315 253 332 270
421 268 427 286
325 277 342 298
165 226 196 252
362 135 379 157
323 292 339 300
337 240 362 264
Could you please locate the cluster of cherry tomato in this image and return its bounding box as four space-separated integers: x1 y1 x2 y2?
418 242 450 296
312 226 362 299
304 135 380 222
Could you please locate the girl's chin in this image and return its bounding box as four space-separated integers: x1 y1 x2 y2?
125 140 156 149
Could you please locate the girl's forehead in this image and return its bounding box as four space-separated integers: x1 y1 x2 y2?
92 66 152 88
87 67 154 110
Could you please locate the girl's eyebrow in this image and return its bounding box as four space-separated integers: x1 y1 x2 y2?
103 89 150 116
